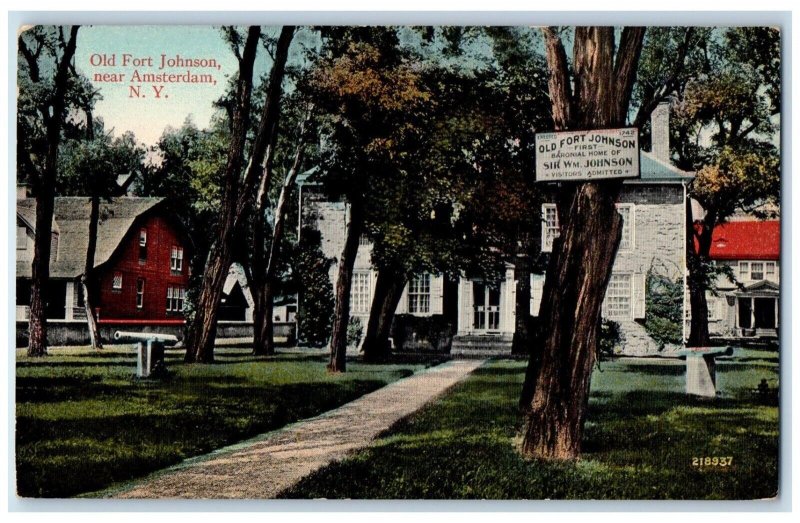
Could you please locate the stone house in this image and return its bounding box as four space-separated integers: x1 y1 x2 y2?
300 104 694 356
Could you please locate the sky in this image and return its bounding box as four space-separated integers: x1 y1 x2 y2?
75 26 242 146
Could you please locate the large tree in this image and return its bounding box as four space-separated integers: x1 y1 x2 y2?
519 27 646 460
308 28 430 372
18 26 81 357
184 26 295 363
59 131 146 349
670 27 781 346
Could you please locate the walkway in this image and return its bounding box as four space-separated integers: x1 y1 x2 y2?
111 358 486 499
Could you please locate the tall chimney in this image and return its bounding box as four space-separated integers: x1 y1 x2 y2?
651 102 670 163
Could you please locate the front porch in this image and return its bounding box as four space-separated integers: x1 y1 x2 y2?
732 280 779 339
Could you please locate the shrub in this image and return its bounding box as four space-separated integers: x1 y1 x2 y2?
598 318 624 358
347 316 364 348
644 269 683 350
391 314 454 353
296 228 335 347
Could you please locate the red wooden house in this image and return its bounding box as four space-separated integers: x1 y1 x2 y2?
16 197 191 325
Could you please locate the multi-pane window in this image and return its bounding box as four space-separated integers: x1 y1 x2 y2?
170 246 184 271
603 273 632 319
139 228 148 262
739 261 776 281
542 203 634 252
136 278 145 309
358 235 371 246
766 262 776 280
112 272 123 290
542 204 559 252
351 272 371 314
617 204 634 251
17 226 27 249
166 286 186 312
408 274 431 314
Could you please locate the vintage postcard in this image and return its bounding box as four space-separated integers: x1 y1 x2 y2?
13 22 782 501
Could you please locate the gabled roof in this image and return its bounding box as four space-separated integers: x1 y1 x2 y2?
625 150 694 184
16 197 164 279
706 220 780 261
733 279 779 297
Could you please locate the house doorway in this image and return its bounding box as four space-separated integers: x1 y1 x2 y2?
738 297 778 329
472 282 500 332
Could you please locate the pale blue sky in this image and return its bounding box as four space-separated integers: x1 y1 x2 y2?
75 26 246 146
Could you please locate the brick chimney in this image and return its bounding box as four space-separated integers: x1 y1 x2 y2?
651 102 670 163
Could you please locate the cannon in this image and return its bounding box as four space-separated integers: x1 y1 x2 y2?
114 331 179 378
677 346 735 398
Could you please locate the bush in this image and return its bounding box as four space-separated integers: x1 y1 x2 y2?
643 269 683 350
347 316 364 348
598 318 624 358
391 314 454 353
296 228 335 347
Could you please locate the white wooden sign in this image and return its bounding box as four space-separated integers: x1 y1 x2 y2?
535 128 640 182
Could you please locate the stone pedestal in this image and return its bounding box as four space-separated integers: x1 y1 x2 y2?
678 346 734 398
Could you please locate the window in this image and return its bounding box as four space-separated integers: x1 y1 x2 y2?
358 235 371 246
136 278 145 309
750 262 764 281
167 286 185 312
542 204 559 252
350 272 371 314
542 203 634 253
17 226 27 250
739 261 773 281
112 272 123 290
739 261 749 280
617 204 635 251
170 246 184 272
408 274 431 314
603 273 632 319
139 229 148 262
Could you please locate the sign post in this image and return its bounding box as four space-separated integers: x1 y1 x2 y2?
535 128 640 182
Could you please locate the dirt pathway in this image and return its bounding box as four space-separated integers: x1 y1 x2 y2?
110 358 485 499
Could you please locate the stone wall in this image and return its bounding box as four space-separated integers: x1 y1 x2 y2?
15 321 297 348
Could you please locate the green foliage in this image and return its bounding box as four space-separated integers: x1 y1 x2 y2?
391 314 455 353
16 347 429 498
295 228 335 347
282 355 778 500
644 270 684 350
57 131 146 198
347 316 364 348
598 319 624 358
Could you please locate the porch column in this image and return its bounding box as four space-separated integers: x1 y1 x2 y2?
775 298 779 329
750 297 755 330
65 281 75 321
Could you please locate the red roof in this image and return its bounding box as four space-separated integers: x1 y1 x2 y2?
704 221 780 260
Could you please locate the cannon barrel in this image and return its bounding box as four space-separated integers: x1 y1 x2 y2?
113 331 179 346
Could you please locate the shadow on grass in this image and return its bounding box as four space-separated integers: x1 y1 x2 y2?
280 360 779 501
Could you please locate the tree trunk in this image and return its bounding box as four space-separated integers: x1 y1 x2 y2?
328 200 365 373
26 26 80 357
185 27 260 363
253 123 308 355
362 267 407 362
686 203 716 347
519 26 645 460
185 26 294 363
512 248 532 356
83 194 103 350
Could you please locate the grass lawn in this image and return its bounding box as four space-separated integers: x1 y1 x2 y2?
16 346 438 498
281 347 780 500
